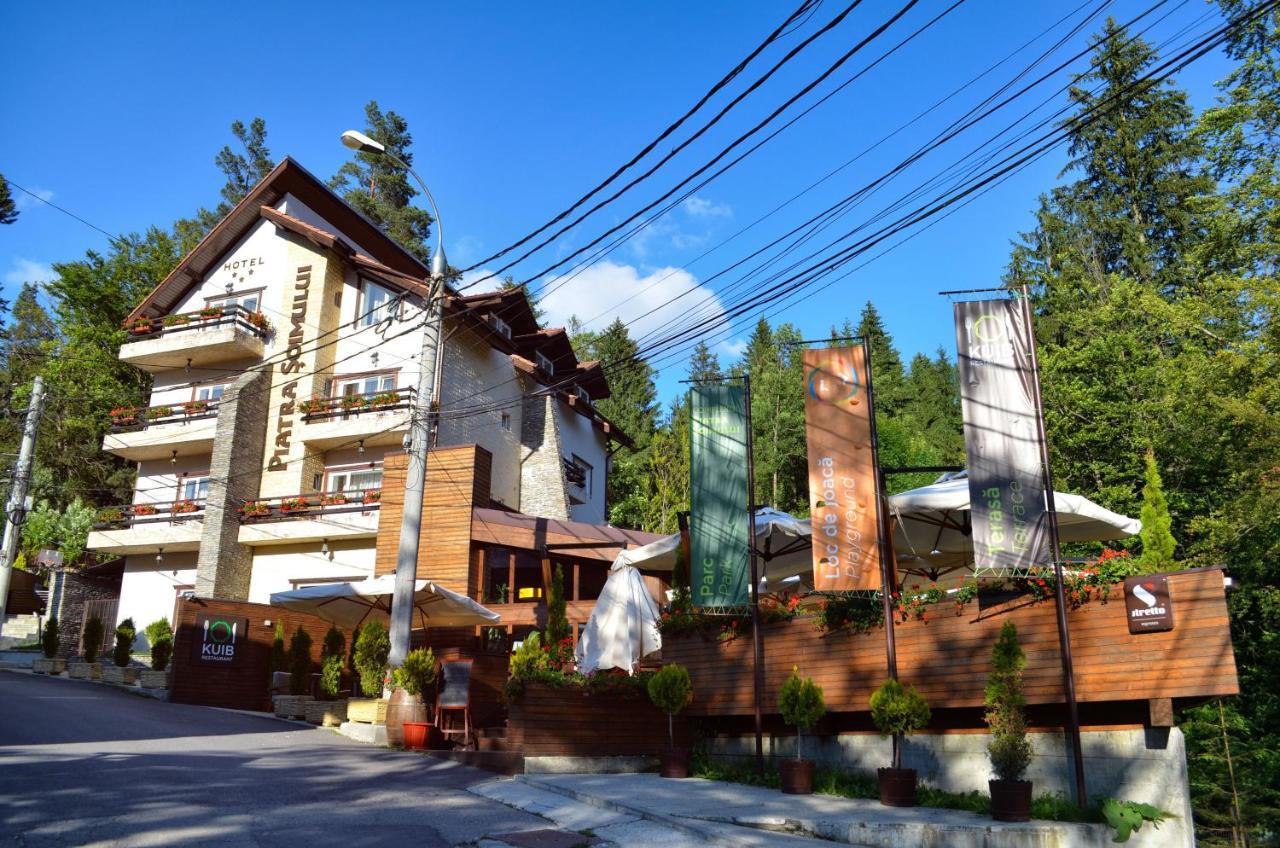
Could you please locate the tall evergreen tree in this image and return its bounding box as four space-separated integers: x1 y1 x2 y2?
854 302 906 414
1137 448 1177 572
686 341 722 382
0 174 17 225
214 118 274 210
330 101 434 262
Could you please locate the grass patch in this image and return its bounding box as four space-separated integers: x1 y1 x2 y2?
691 753 1101 824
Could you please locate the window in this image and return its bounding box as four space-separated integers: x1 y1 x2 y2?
358 280 396 327
208 291 261 313
180 477 209 502
326 467 383 494
501 411 512 432
535 351 555 375
566 454 592 502
334 373 396 398
195 384 227 403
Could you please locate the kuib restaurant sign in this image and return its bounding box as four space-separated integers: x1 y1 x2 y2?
193 614 248 665
1124 575 1175 634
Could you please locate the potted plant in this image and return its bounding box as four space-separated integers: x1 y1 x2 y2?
163 314 190 327
240 500 271 518
70 616 105 679
646 663 693 777
148 405 174 419
279 496 310 514
172 500 199 515
245 311 270 332
132 504 158 517
869 678 931 806
109 406 140 426
321 492 348 506
182 399 209 416
986 621 1034 822
347 620 391 724
372 391 400 409
274 627 314 719
389 648 437 749
33 616 64 675
199 304 224 320
103 618 139 685
778 667 826 794
128 317 153 335
141 619 173 689
299 397 328 415
341 394 369 411
306 626 349 727
96 507 125 525
362 490 382 506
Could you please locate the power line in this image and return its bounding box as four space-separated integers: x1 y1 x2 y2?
3 179 120 242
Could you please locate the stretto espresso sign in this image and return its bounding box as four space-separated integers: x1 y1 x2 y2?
193 614 248 665
1124 575 1175 633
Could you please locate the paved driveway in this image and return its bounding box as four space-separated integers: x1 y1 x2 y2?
0 671 544 847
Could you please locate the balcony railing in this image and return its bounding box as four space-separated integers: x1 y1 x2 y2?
122 304 270 342
94 499 207 530
238 489 382 523
108 400 219 432
299 387 416 422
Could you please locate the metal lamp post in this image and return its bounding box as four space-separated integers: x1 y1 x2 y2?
340 130 446 667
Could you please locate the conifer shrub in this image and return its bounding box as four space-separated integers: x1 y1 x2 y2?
986 620 1033 782
112 618 135 667
392 648 436 697
353 619 390 697
144 618 173 650
82 616 104 663
269 621 286 673
870 678 931 769
1138 448 1177 573
41 615 59 659
150 636 172 672
546 563 570 646
287 627 313 696
779 667 826 760
647 663 692 750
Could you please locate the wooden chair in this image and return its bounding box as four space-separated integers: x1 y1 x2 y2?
435 659 474 748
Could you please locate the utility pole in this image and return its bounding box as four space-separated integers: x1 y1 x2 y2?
0 376 46 635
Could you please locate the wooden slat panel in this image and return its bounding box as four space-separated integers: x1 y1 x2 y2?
507 681 686 756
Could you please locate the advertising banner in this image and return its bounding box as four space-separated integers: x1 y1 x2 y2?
954 299 1051 573
802 346 882 591
1124 574 1175 633
689 384 750 608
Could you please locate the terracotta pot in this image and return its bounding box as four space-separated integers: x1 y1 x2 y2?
989 779 1033 822
877 767 918 807
385 689 429 747
660 749 689 779
781 759 816 794
402 721 433 750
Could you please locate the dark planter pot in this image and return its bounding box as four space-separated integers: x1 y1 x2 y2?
781 759 816 795
402 721 433 750
877 767 918 807
660 749 689 779
989 779 1033 822
385 689 429 747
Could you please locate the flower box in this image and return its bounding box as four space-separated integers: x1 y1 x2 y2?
245 311 270 332
321 493 348 506
132 504 158 517
163 314 191 327
346 697 389 724
148 405 174 419
279 497 310 513
341 395 369 411
299 397 328 415
68 662 102 680
182 400 210 416
362 490 382 505
240 501 271 517
110 407 140 426
97 508 125 524
199 306 224 320
102 666 140 685
371 391 401 408
128 319 154 335
305 700 348 727
172 500 199 515
140 669 169 689
273 694 313 719
33 658 66 675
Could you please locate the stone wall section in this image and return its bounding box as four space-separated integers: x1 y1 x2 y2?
519 393 571 520
47 568 121 659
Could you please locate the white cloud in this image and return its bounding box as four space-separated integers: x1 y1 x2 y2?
538 260 728 346
451 234 484 267
682 195 732 219
715 337 749 360
4 258 54 288
13 186 53 212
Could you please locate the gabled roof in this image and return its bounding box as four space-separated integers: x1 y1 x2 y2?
126 157 430 321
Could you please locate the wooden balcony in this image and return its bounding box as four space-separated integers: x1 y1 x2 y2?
120 305 268 372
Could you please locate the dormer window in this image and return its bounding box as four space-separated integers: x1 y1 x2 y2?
574 385 590 404
535 351 555 375
358 279 397 327
487 314 513 340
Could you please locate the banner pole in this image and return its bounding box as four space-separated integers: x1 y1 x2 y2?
1019 285 1088 806
862 339 899 682
743 373 766 774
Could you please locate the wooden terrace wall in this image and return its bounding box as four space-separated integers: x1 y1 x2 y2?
664 569 1237 722
506 681 687 757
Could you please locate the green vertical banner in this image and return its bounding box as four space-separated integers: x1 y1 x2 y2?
689 384 750 609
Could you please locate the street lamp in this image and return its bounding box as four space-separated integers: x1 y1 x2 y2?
341 128 447 668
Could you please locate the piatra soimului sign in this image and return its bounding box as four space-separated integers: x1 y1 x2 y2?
1124 574 1175 633
954 299 1051 574
192 613 248 665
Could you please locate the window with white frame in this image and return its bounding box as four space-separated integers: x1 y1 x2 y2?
333 373 396 398
326 466 384 494
208 290 261 313
194 383 228 403
357 279 396 327
180 476 210 502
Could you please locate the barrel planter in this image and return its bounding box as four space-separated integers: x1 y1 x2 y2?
385 689 429 747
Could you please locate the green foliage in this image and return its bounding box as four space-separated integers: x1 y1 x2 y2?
870 678 931 767
0 173 17 225
111 617 135 667
816 593 883 633
21 498 96 565
508 631 548 679
213 118 274 211
547 563 570 646
320 625 345 661
270 621 286 674
81 616 104 664
287 627 313 696
392 647 436 696
1101 798 1173 843
646 663 692 716
353 620 390 698
1138 449 1177 572
779 667 826 761
41 615 59 659
985 621 1033 782
319 655 343 701
143 618 172 649
150 636 172 672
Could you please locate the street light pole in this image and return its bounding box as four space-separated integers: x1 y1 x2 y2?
341 131 447 668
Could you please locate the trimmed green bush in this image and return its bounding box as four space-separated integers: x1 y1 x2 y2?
82 616 104 663
270 621 287 673
41 615 59 659
150 636 172 672
287 627 313 696
321 625 345 661
320 655 343 700
509 631 548 679
870 678 931 769
986 620 1033 782
779 667 826 761
144 618 172 649
392 647 437 696
647 663 693 749
353 620 390 697
547 564 570 646
112 618 136 667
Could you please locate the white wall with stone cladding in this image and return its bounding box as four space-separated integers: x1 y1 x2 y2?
555 399 609 524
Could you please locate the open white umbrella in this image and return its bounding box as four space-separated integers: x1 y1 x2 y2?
269 575 500 631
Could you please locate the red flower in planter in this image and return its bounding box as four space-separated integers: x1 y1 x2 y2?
172 500 199 515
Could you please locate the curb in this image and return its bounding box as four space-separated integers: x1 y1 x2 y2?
3 666 169 701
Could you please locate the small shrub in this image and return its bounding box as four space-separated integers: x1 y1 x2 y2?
985 621 1032 782
647 663 692 749
288 627 313 696
392 647 437 696
779 667 826 760
113 618 136 667
321 625 345 661
82 616 105 663
150 636 172 671
509 631 547 679
353 620 390 697
320 655 343 700
269 621 286 673
144 618 172 648
42 616 59 659
546 564 570 646
870 678 931 769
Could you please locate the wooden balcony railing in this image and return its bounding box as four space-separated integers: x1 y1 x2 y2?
299 387 416 422
108 400 219 431
94 499 207 530
238 489 382 523
122 304 270 342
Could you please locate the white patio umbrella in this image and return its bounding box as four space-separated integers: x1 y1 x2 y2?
269 575 500 631
575 564 661 675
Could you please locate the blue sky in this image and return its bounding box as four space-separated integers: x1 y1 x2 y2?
0 1 1235 406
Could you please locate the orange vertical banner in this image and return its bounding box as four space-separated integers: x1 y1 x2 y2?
803 347 882 591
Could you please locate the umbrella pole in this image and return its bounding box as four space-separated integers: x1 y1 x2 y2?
744 374 766 775
1020 286 1087 806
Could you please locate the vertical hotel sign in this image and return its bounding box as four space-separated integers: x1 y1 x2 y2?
802 347 881 591
689 384 750 608
954 299 1050 573
268 265 312 471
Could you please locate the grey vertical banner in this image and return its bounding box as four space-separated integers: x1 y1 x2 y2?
689 384 750 608
954 299 1051 573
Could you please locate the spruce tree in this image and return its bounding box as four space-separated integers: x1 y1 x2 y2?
331 101 434 261
855 302 906 414
1138 449 1177 572
0 174 17 225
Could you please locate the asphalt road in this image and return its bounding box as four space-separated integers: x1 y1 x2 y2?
0 671 546 847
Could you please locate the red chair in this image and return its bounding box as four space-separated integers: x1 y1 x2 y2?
435 659 474 747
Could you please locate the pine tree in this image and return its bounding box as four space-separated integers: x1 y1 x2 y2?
0 174 17 225
855 302 906 415
1138 448 1177 572
214 118 274 210
686 341 722 382
330 101 434 262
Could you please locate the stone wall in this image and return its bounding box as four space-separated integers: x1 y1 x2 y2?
519 394 571 520
47 568 120 659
